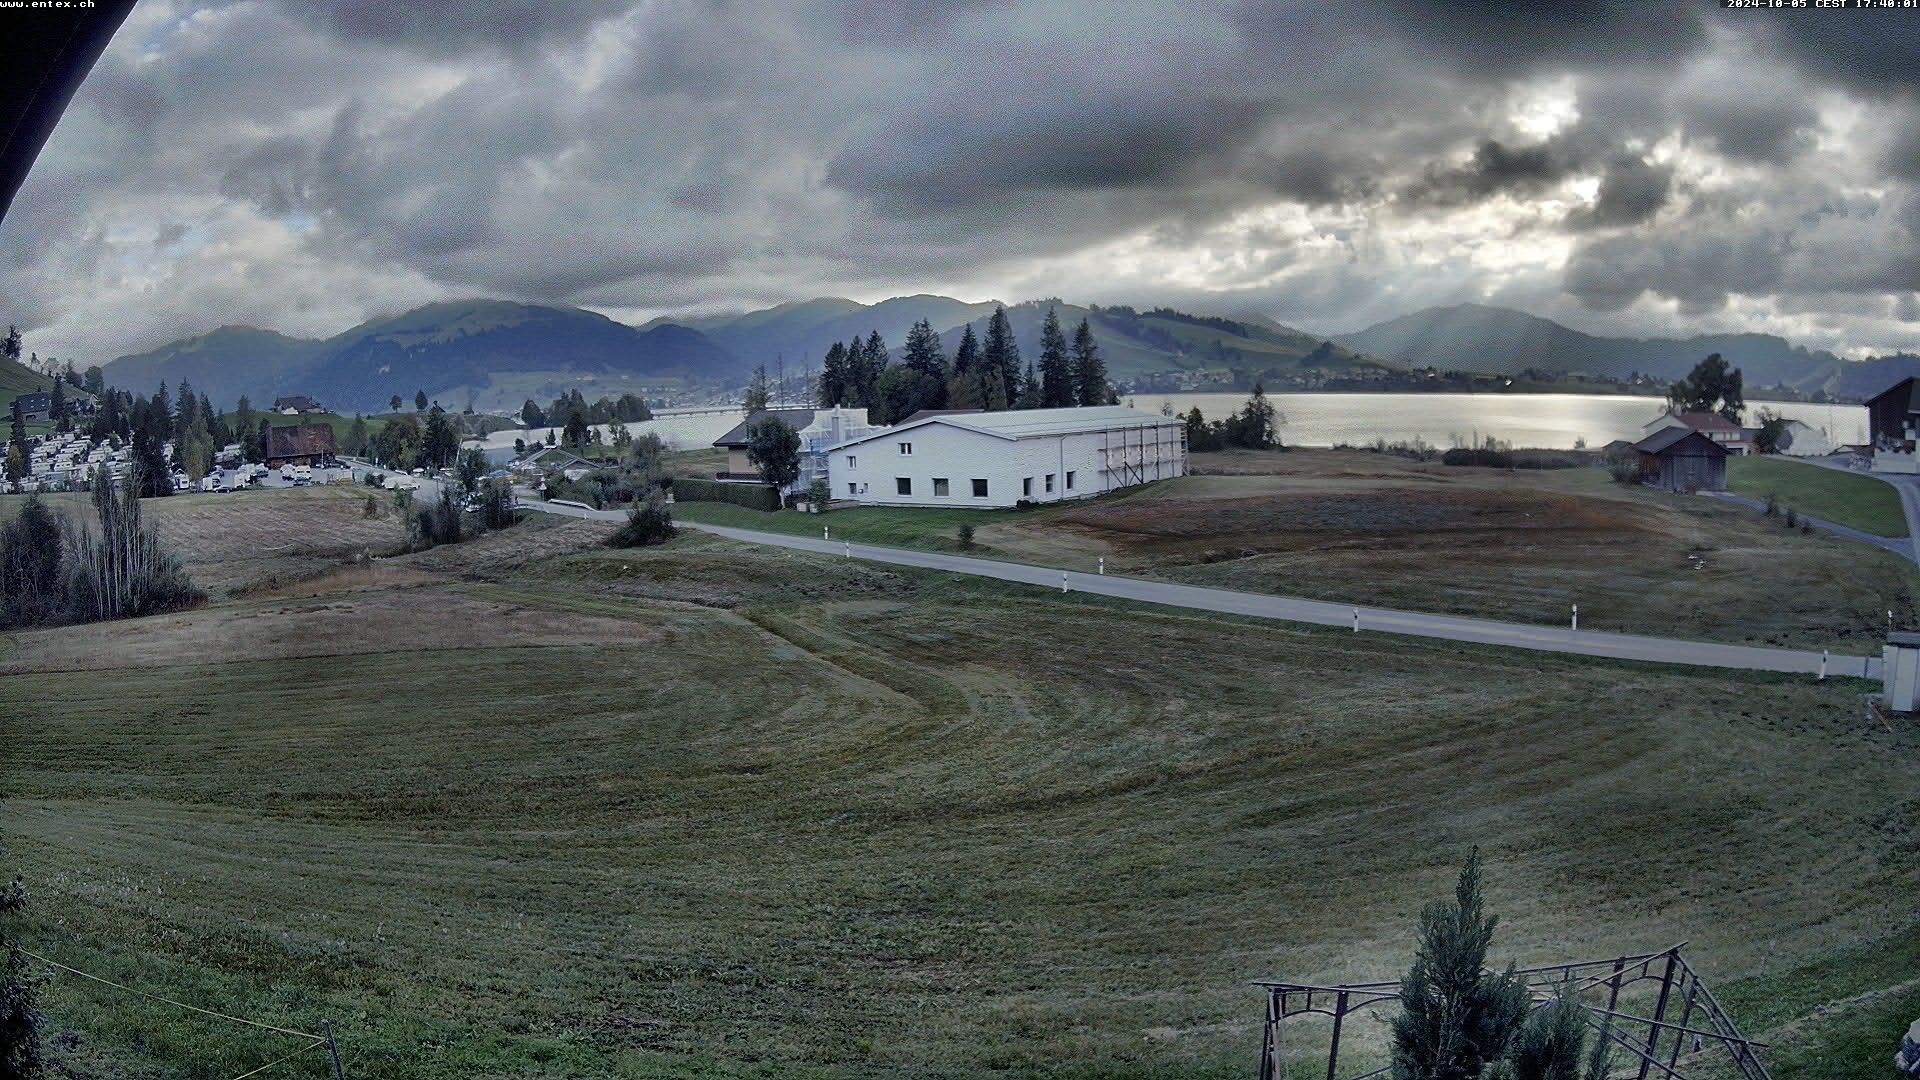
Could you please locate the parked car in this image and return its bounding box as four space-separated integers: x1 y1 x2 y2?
293 465 313 485
280 465 296 482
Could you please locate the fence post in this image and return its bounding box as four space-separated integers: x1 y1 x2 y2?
323 1020 346 1080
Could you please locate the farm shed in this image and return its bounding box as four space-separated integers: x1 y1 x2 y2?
264 423 336 467
1633 427 1728 493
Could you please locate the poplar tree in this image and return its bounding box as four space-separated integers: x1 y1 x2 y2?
1070 317 1111 405
743 364 772 412
1389 850 1529 1080
1037 305 1073 407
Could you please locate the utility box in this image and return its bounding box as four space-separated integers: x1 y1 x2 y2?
1883 632 1920 712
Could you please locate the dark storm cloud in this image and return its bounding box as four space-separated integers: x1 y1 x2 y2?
1564 157 1672 231
288 0 625 55
7 0 1920 365
1356 1 1707 75
827 93 1273 215
1397 135 1588 210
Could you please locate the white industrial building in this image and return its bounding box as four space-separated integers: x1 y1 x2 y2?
826 406 1187 508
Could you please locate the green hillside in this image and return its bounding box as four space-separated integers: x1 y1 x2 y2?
0 355 68 404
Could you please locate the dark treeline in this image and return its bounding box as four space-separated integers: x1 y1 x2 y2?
1182 383 1284 452
518 390 652 432
813 304 1114 423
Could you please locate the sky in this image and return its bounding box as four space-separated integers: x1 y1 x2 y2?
3 0 1920 365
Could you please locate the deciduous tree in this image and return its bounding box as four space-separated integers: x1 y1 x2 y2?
745 415 801 491
1666 353 1744 423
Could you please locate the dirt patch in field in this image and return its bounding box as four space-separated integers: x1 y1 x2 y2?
145 488 407 596
1048 487 1645 555
397 517 618 578
0 586 659 674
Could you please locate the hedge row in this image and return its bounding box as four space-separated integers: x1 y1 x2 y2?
669 476 781 511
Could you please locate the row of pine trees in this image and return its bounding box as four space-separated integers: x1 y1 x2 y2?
812 304 1113 424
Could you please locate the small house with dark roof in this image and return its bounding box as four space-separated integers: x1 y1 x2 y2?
1866 376 1920 473
1641 409 1750 455
273 395 324 415
264 423 336 467
712 407 877 492
1633 426 1728 493
10 391 51 423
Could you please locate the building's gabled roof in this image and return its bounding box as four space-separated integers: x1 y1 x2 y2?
831 405 1181 450
273 395 323 412
1867 376 1920 414
1634 426 1728 456
1659 410 1743 435
713 409 817 448
897 408 983 424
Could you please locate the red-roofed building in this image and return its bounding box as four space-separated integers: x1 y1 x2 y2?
1640 410 1751 455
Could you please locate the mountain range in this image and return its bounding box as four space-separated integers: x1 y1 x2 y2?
97 296 1918 413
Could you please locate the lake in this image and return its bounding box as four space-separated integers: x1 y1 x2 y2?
474 393 1870 456
1143 392 1867 451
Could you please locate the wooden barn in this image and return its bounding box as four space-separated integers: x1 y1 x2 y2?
1633 426 1728 493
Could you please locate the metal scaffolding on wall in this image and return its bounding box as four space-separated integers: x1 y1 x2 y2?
1255 944 1769 1080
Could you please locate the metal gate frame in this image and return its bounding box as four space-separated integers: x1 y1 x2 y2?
1255 943 1769 1080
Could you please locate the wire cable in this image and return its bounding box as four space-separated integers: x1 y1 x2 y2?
19 946 325 1040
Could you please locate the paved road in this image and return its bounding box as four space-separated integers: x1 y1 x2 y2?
499 490 1877 679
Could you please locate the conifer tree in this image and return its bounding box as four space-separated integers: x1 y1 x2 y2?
1389 849 1529 1080
1037 305 1073 407
948 325 983 409
1016 362 1043 409
1070 317 1111 405
818 342 851 407
982 306 1020 411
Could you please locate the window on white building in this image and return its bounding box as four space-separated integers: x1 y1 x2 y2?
896 477 912 495
848 482 858 496
898 442 912 455
1066 471 1075 490
933 477 950 497
971 478 988 497
846 454 857 467
1045 473 1055 493
1022 477 1032 497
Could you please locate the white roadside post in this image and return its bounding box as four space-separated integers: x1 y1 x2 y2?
1062 571 1069 594
844 539 851 558
1820 649 1828 681
1352 608 1360 633
1098 556 1105 575
1571 604 1578 631
823 526 829 540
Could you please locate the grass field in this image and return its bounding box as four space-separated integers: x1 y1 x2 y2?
1726 456 1908 537
679 450 1920 652
1 489 1916 1080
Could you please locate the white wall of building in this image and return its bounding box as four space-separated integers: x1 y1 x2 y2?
828 418 1187 508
